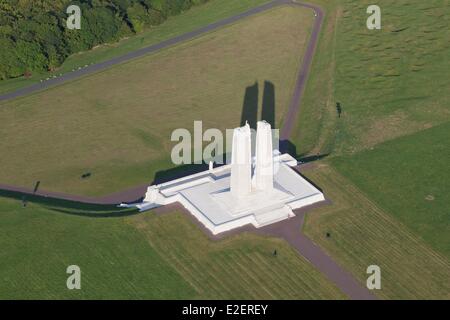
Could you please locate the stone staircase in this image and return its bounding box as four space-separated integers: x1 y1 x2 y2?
254 205 294 227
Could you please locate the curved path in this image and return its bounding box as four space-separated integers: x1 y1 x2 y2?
2 0 304 103
0 0 377 299
156 189 376 300
0 0 318 203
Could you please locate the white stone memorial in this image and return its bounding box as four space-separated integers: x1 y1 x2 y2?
230 122 252 197
126 121 325 235
253 120 274 191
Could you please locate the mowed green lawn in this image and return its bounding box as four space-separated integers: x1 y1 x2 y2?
332 123 450 258
0 0 271 95
0 5 313 196
126 210 345 299
0 4 343 300
0 197 194 299
0 197 345 299
295 0 450 156
331 0 450 155
2 0 448 300
293 0 450 298
324 0 450 260
302 164 450 299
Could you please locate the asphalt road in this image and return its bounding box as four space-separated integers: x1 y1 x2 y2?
1 0 289 102
1 0 321 203
255 201 377 300
155 172 377 301
0 0 377 300
280 1 323 140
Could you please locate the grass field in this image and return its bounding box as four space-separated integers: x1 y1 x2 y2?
126 210 345 299
292 0 450 298
0 4 313 196
0 0 271 95
292 0 340 156
302 163 450 299
0 197 194 299
332 0 450 155
332 123 450 258
294 0 450 156
1 0 449 300
0 196 345 299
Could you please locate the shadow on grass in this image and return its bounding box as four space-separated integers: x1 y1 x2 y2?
152 81 330 185
0 189 138 218
240 82 259 129
261 80 275 128
153 162 210 185
280 139 329 161
153 81 275 184
0 82 329 217
297 153 330 163
48 206 139 218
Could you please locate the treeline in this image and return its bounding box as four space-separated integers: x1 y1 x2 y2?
0 0 209 80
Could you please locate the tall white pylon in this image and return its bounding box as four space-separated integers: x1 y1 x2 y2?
230 122 252 197
254 120 274 191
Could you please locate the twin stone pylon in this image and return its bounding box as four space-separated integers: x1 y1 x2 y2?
230 121 274 198
254 121 274 191
230 122 252 197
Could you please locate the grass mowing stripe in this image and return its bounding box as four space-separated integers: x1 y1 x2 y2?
0 199 195 299
229 251 280 299
221 251 267 298
303 164 450 299
126 211 345 299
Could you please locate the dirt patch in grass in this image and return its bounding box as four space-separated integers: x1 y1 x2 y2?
361 110 433 150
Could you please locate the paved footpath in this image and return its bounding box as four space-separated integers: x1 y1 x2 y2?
255 205 377 300
0 0 377 299
0 0 320 203
2 0 295 102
